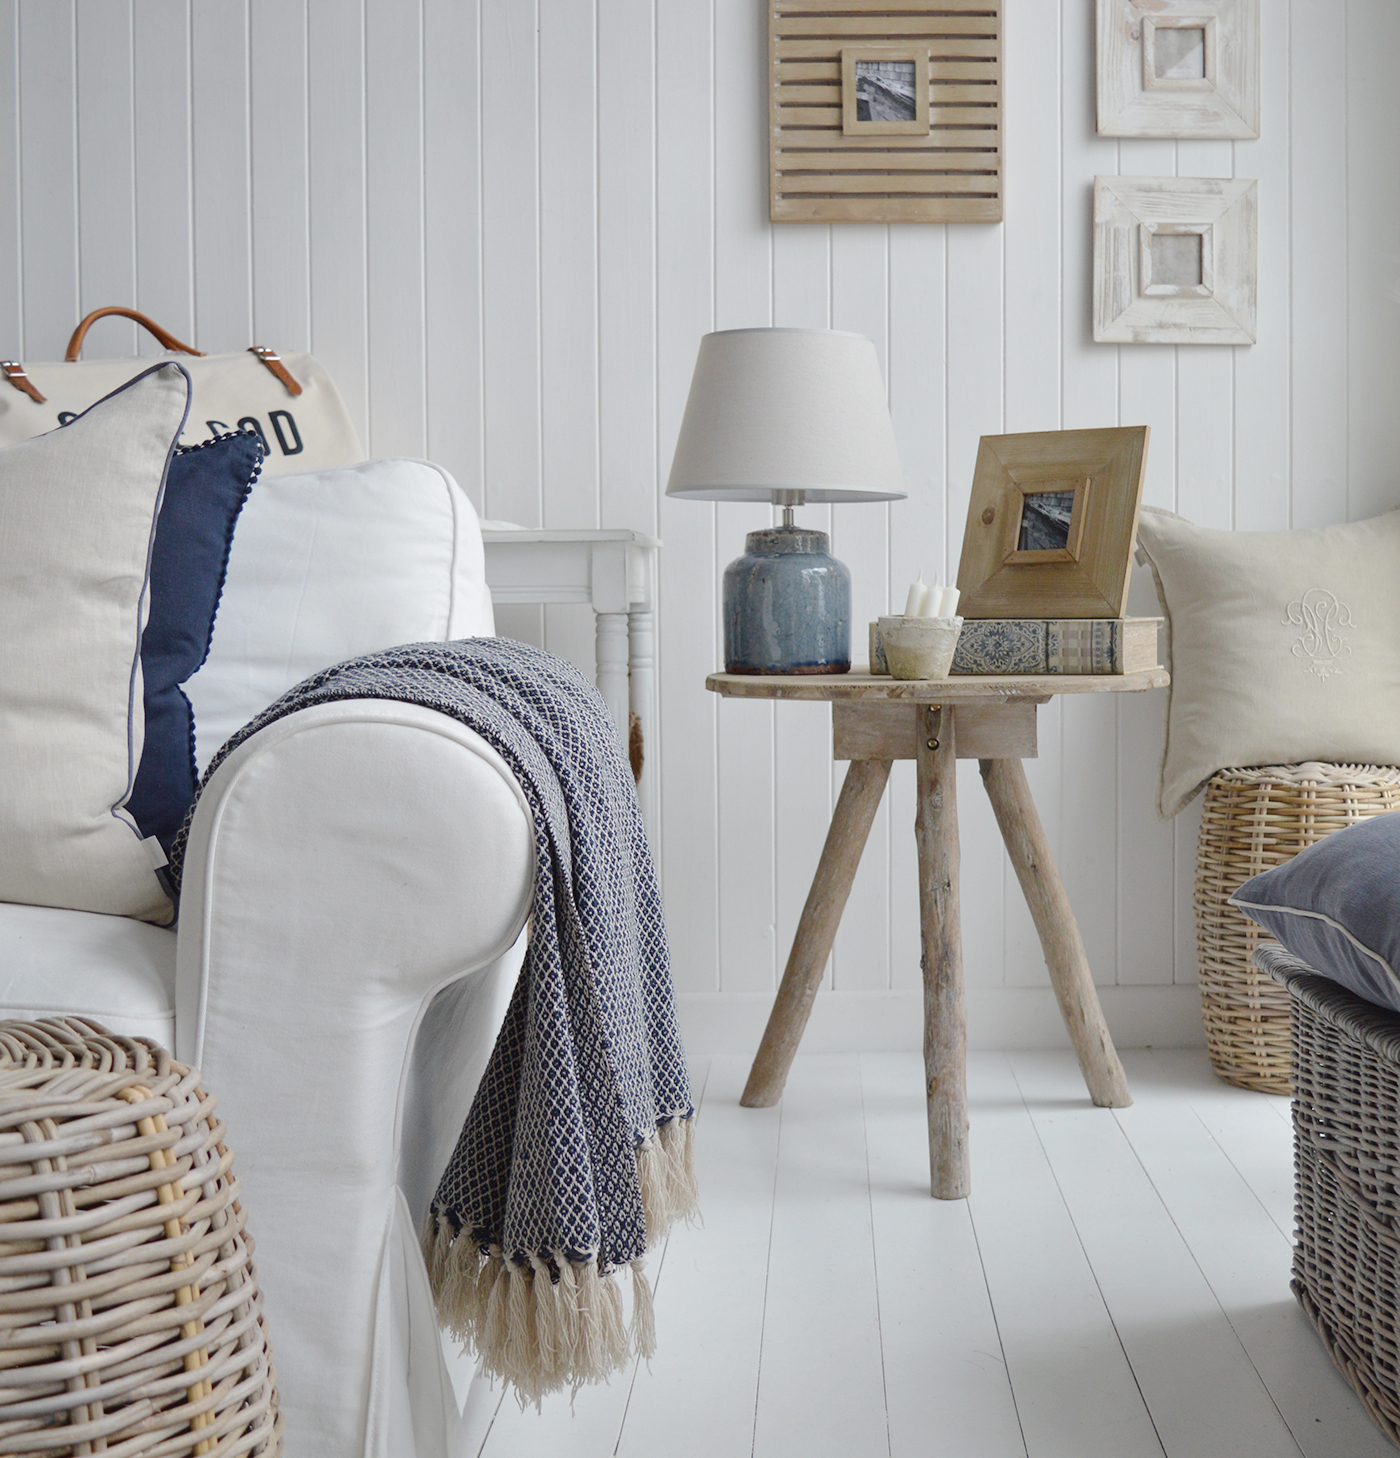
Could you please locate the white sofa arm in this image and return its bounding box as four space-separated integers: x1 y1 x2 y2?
175 700 534 1458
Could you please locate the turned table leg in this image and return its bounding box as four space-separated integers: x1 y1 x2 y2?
741 758 893 1108
978 757 1132 1109
917 705 969 1200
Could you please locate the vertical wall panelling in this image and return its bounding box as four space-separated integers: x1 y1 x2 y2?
423 0 483 508
1346 1 1400 523
306 0 368 444
598 0 656 537
191 0 251 355
0 1 18 353
363 0 425 460
538 0 597 532
1232 11 1290 532
1289 1 1348 530
479 0 540 526
132 0 193 350
656 0 719 995
6 1 1397 1046
536 0 599 668
17 1 77 362
250 0 310 351
75 0 135 358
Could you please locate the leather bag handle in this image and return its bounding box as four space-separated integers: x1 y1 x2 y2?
65 307 205 362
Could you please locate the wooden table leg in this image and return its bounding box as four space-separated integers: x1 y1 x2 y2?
978 757 1132 1109
917 705 969 1200
740 758 893 1108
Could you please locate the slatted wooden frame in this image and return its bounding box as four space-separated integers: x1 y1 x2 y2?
770 1 1002 223
0 1017 282 1457
1194 763 1400 1095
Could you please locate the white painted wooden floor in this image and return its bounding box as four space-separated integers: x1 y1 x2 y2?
457 1049 1393 1458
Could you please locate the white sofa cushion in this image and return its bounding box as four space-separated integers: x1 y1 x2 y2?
1137 505 1400 817
0 363 189 923
0 902 176 1047
185 458 494 772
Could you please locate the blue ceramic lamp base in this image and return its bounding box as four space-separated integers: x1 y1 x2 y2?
723 524 852 675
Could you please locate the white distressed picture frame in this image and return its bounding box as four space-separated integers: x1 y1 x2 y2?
1097 0 1259 138
1093 176 1257 345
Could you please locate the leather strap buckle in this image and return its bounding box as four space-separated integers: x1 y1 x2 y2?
248 346 303 398
1 361 45 404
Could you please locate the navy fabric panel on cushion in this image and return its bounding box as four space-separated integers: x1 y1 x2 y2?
128 430 263 852
1230 811 1400 1014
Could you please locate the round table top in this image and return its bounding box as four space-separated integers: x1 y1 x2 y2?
706 667 1169 703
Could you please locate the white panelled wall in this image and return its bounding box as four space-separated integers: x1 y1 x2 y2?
4 1 1399 1051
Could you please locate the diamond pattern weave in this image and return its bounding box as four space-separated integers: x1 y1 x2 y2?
169 637 693 1273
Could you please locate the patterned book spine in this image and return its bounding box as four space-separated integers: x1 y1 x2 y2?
950 620 1047 674
1047 619 1122 674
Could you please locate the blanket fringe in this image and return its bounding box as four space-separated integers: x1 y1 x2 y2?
636 1114 701 1243
425 1113 699 1405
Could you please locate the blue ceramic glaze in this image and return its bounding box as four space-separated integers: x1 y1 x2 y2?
723 525 851 674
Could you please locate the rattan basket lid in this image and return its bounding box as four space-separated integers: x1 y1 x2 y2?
1212 761 1400 788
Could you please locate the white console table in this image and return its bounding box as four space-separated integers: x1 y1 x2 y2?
480 528 660 843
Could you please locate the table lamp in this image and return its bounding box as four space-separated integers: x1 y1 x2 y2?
666 328 907 674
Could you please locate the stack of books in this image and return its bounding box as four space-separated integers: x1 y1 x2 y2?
949 617 1162 676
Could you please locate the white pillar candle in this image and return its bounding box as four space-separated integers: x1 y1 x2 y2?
938 585 960 618
904 575 929 618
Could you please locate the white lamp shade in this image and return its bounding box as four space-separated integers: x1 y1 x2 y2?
666 328 908 503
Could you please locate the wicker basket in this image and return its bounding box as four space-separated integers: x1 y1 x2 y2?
0 1017 282 1457
1194 762 1400 1095
1261 946 1400 1449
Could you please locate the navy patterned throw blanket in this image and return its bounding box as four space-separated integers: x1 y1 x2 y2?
169 638 698 1404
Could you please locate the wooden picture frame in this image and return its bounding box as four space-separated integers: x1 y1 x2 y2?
1093 176 1257 345
1097 0 1259 139
769 1 1002 224
841 47 930 137
955 428 1149 620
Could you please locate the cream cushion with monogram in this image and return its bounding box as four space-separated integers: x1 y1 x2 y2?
1136 505 1400 818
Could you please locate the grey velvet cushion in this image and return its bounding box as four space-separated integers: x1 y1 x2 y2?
1230 811 1400 1014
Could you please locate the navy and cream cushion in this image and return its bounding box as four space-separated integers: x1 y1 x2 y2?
1230 811 1400 1014
127 430 263 855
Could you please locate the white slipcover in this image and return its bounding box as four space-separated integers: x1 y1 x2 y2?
0 458 533 1457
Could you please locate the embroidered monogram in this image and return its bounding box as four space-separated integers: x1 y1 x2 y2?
1284 588 1354 681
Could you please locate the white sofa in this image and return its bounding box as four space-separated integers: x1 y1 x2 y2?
0 460 535 1458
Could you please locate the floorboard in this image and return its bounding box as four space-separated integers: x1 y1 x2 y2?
750 1054 889 1458
861 1054 1025 1458
964 1052 1164 1458
458 1047 1391 1458
1112 1052 1394 1458
1010 1051 1303 1458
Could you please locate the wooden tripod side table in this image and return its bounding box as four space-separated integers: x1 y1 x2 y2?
706 667 1170 1199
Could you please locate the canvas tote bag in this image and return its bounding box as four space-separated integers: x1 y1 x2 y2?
0 306 363 473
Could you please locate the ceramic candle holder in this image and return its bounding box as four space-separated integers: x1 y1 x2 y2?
876 614 963 681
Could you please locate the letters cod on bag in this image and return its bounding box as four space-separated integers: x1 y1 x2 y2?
0 306 363 474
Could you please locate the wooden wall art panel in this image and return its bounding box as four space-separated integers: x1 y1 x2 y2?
769 1 1002 223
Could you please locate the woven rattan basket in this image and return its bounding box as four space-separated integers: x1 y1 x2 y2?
0 1017 282 1457
1260 946 1400 1448
1194 762 1400 1095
